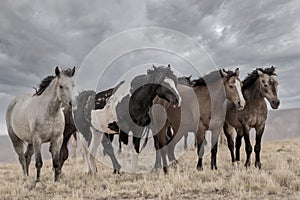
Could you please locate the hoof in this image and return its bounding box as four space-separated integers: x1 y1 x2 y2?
232 162 239 168
163 167 168 174
113 169 121 174
244 161 251 168
169 160 178 168
196 165 203 171
151 167 160 172
255 161 262 169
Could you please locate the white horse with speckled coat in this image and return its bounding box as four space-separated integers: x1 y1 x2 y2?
6 67 75 182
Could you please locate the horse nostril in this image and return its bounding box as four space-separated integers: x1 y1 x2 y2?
238 101 241 106
69 101 72 107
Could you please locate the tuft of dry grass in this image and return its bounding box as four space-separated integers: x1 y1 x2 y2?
0 139 300 199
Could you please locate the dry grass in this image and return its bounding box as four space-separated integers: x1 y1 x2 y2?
0 139 300 200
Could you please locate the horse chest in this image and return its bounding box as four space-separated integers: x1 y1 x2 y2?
33 115 65 142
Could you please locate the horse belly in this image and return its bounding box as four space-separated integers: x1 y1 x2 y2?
91 109 115 133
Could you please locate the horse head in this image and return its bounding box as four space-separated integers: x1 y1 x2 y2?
55 66 76 107
147 64 181 107
221 68 246 110
257 66 280 109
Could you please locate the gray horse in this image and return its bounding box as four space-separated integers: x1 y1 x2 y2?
6 67 75 182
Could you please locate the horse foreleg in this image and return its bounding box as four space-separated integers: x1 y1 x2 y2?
196 128 206 171
32 136 43 182
243 126 252 168
254 125 265 169
50 135 63 182
210 128 221 170
153 135 162 170
118 136 122 154
223 123 235 163
235 128 243 162
183 133 188 150
24 144 34 176
88 129 102 177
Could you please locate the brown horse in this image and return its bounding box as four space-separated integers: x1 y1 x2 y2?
59 106 77 170
152 68 245 173
223 66 280 169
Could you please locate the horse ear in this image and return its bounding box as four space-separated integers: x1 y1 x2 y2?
271 66 276 72
70 66 75 77
152 65 157 71
235 68 240 76
55 66 61 76
220 69 228 77
257 69 263 76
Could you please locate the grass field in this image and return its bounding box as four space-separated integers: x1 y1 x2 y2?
0 139 300 200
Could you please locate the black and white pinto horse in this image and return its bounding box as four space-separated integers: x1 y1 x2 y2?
79 65 181 175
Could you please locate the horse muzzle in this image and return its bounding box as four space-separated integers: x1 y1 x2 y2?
235 100 246 111
271 100 280 109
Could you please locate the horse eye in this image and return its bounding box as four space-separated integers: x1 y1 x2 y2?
229 85 234 89
59 85 63 89
264 84 267 87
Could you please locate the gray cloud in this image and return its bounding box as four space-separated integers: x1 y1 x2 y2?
0 0 299 135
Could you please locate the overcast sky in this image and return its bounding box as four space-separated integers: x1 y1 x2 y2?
1 0 300 135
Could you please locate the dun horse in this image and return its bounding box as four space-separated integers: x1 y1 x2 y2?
6 67 75 182
152 68 245 173
223 66 280 168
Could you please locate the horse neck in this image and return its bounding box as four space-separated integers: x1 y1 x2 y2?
130 84 159 116
243 79 264 103
39 78 62 114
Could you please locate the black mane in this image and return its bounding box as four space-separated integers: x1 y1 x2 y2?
178 75 193 86
243 67 276 89
192 69 237 87
34 76 55 96
130 65 177 93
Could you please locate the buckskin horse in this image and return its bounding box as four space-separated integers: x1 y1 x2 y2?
152 68 245 173
223 66 280 169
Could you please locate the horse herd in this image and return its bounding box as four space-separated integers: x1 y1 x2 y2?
5 65 280 182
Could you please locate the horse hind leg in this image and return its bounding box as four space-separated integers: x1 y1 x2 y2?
196 128 206 171
101 133 121 174
71 132 77 159
32 136 43 182
8 128 27 177
223 124 236 164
